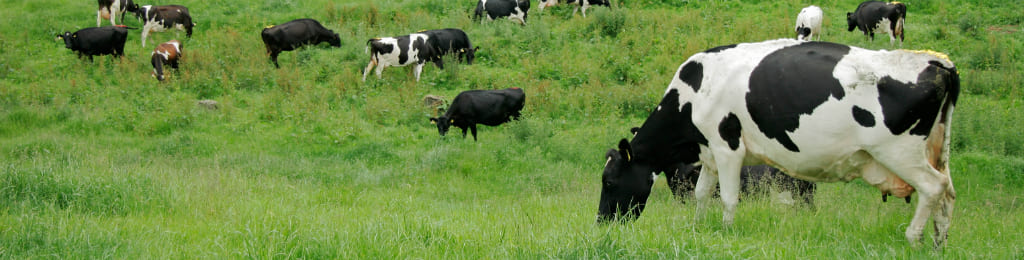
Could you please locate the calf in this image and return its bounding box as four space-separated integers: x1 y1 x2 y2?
363 33 442 82
97 0 139 26
420 28 477 65
598 39 958 248
429 88 525 141
847 1 906 45
151 40 182 81
261 19 342 68
133 5 195 47
795 5 823 41
474 0 530 25
537 0 610 17
56 25 130 61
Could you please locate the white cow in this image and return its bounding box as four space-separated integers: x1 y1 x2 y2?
796 5 824 41
598 39 959 249
363 33 443 82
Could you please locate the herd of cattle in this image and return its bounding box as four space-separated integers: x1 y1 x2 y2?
60 0 956 248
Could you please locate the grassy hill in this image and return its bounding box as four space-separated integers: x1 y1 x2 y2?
2 0 1022 258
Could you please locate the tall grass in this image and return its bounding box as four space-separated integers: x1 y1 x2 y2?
2 0 1023 258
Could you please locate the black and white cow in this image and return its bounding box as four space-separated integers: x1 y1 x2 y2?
133 5 195 47
795 5 823 41
474 0 530 25
97 0 139 26
363 33 442 82
56 25 131 61
537 0 610 17
260 19 342 68
847 1 906 46
151 40 182 81
598 39 959 248
420 28 478 65
429 88 525 141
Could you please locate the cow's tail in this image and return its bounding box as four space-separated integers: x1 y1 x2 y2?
894 2 907 36
929 62 958 200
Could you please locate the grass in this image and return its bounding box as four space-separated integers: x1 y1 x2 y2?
2 0 1024 258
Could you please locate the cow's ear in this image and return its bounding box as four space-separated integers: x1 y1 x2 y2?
429 118 438 124
617 139 632 162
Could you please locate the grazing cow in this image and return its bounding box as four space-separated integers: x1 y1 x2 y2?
97 0 139 26
363 33 442 82
598 39 958 248
133 5 195 47
260 19 342 68
420 28 478 65
631 127 816 205
151 40 182 81
795 5 823 41
474 0 530 25
56 25 131 61
429 88 525 141
537 0 610 17
847 1 906 45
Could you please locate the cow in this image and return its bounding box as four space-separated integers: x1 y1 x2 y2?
363 33 443 82
133 5 195 47
419 28 478 65
597 39 959 248
56 25 131 61
631 127 816 205
537 0 610 18
260 19 342 68
847 1 906 46
429 88 525 141
97 0 139 26
474 0 530 25
151 40 182 81
795 5 823 41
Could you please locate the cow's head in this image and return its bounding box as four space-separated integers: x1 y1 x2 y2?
597 139 655 223
429 116 454 137
464 47 479 65
327 32 341 47
796 27 811 41
846 12 857 32
56 32 75 49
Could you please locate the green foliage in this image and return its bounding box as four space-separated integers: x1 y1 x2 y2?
1 0 1023 258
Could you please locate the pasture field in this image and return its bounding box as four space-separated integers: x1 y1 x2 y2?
2 0 1023 258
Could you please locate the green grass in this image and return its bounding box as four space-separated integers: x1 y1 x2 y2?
2 0 1024 258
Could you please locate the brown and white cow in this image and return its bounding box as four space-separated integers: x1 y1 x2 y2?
133 5 195 47
97 0 139 26
150 40 182 81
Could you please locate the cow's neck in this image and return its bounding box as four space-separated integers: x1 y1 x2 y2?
631 89 707 172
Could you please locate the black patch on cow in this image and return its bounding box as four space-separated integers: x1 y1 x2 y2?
877 62 957 136
852 106 875 127
746 41 851 152
678 61 703 92
397 36 411 65
630 89 708 172
703 44 738 54
718 113 741 150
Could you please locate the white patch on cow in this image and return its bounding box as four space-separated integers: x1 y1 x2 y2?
510 5 527 25
869 17 904 46
604 156 612 167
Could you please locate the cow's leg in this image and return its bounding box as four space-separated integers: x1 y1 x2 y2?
141 27 150 47
270 52 281 68
97 10 103 26
414 63 425 81
460 126 468 139
871 148 954 247
693 162 718 221
470 124 478 141
713 154 744 226
362 61 375 81
375 62 385 79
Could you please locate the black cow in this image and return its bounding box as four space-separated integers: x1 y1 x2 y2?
363 33 443 82
429 88 525 141
598 39 958 248
133 5 195 47
97 0 139 26
261 19 342 68
151 40 182 81
420 28 478 65
56 25 131 61
847 1 907 45
474 0 531 25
